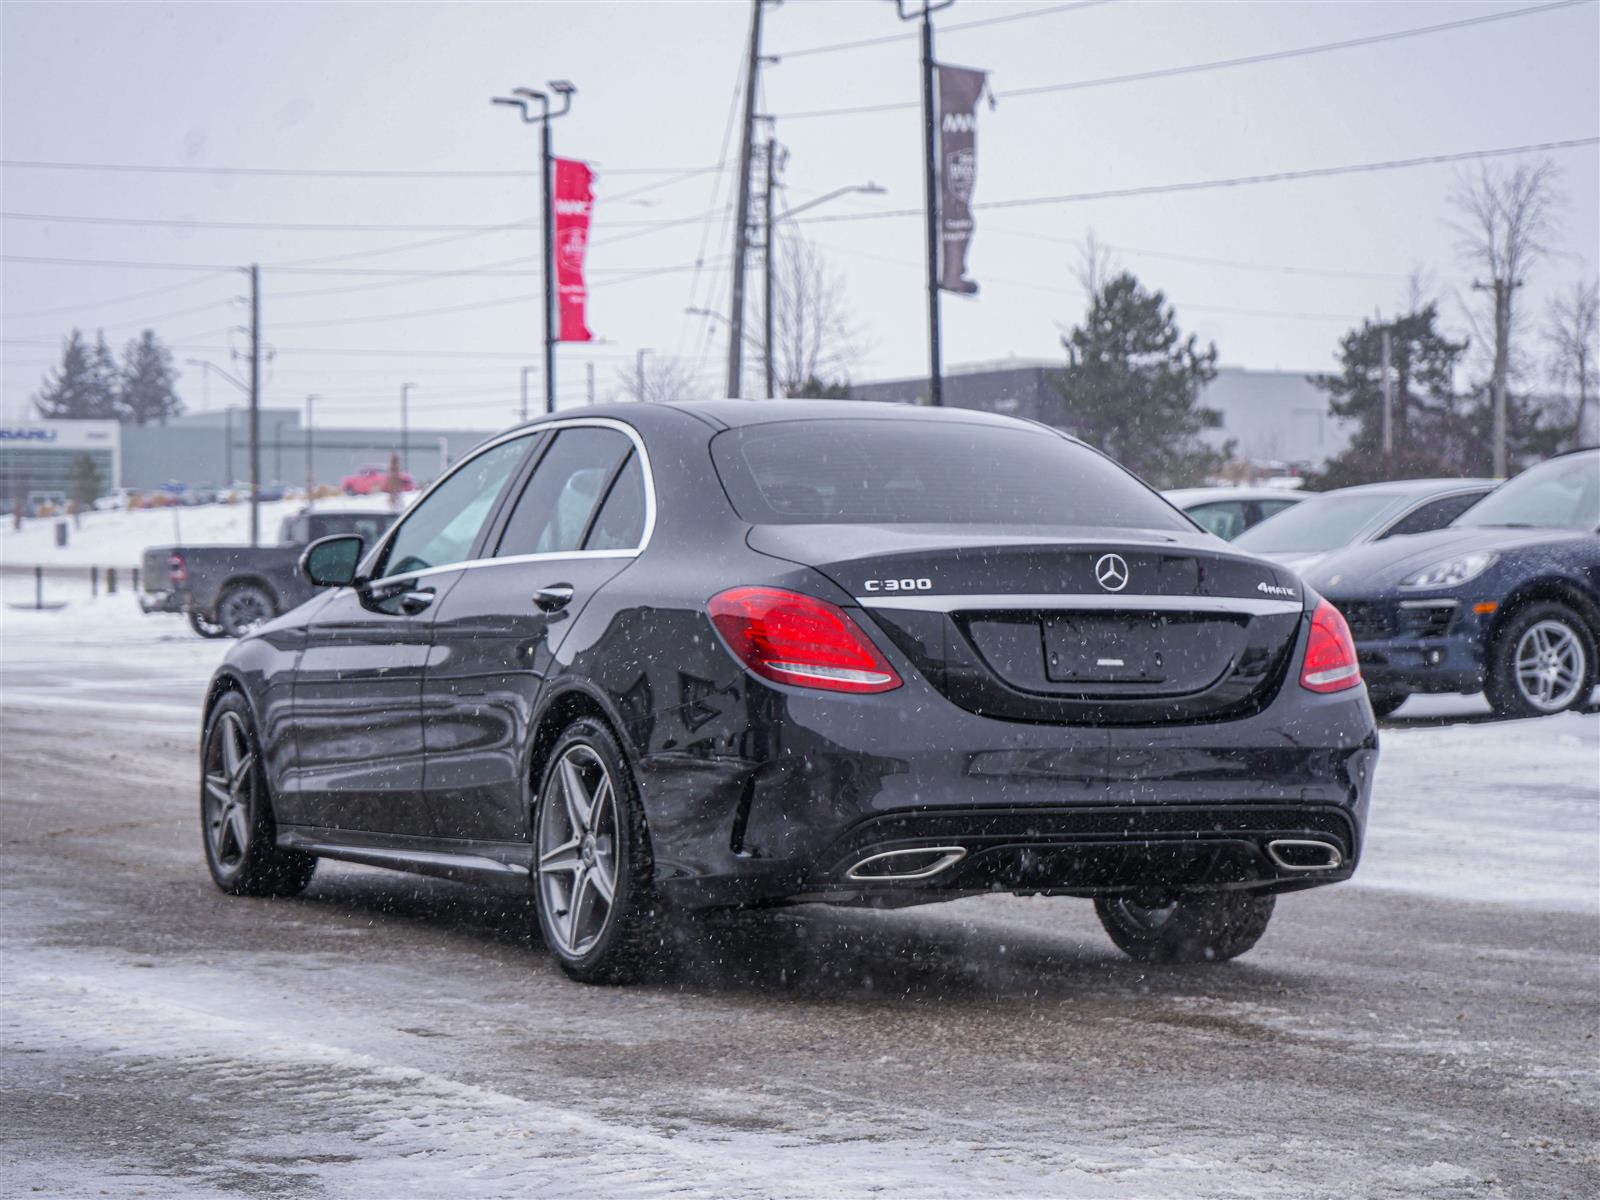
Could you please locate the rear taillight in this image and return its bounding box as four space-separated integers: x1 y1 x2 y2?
707 586 902 695
168 552 188 585
1300 599 1362 693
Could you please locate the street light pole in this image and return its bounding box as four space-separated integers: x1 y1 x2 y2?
247 263 262 543
400 383 414 474
305 394 319 508
636 349 652 403
520 365 538 422
494 81 576 418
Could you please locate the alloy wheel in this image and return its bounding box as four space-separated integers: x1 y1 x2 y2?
204 711 255 868
1513 619 1586 713
537 745 620 958
219 587 273 637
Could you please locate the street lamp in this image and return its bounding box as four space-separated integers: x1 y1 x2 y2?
399 383 414 474
520 365 538 422
186 359 248 484
305 394 319 508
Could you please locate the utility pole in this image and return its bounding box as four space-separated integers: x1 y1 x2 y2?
763 137 779 400
636 349 652 403
586 361 596 405
305 394 319 509
493 81 576 418
725 0 766 398
1379 327 1394 459
400 383 414 473
247 264 261 546
896 0 954 407
1474 277 1519 477
520 365 537 422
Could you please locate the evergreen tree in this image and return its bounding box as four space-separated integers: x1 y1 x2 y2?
119 329 183 425
1052 272 1224 486
32 329 119 420
1312 303 1560 485
69 453 105 508
790 375 852 399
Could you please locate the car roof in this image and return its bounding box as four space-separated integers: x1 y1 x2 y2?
1163 486 1308 505
1307 477 1495 500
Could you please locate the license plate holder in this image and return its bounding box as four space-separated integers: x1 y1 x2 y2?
1043 615 1167 684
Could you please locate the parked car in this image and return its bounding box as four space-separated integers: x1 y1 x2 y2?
1233 478 1494 572
140 507 397 638
1303 449 1599 719
93 487 138 512
1164 486 1306 540
23 490 69 517
342 464 416 496
199 401 1376 984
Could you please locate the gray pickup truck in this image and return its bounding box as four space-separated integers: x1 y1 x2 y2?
140 508 396 637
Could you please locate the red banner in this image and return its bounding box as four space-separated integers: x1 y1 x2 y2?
553 158 594 343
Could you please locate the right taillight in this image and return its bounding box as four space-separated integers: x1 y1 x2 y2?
707 586 903 694
169 552 188 585
1301 599 1362 693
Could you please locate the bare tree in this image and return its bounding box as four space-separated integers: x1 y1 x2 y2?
770 234 863 395
1449 159 1562 475
1072 229 1120 300
615 356 712 405
1544 280 1599 447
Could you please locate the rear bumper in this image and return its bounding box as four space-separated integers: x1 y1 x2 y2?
645 677 1377 910
139 589 185 614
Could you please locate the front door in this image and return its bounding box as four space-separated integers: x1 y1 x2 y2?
286 434 535 836
423 425 649 842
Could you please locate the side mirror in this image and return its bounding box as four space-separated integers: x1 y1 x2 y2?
300 534 364 588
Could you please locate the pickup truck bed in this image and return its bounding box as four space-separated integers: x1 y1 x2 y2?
140 508 395 637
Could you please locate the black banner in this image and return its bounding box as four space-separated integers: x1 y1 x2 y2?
937 63 988 296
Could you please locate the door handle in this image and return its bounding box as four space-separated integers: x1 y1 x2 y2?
534 583 575 613
399 589 435 614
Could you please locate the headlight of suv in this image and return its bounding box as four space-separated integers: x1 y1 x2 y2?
1400 551 1498 589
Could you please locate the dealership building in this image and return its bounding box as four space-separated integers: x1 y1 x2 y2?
0 420 121 504
0 410 497 499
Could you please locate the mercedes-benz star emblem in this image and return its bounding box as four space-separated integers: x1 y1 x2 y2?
1094 553 1130 592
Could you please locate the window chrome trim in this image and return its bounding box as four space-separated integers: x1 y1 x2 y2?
363 416 657 589
854 593 1305 617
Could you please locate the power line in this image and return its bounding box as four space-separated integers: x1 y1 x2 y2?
0 159 720 179
778 0 1586 119
0 270 230 321
773 0 1110 60
794 137 1600 223
0 208 718 234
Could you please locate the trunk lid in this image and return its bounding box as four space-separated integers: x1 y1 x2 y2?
749 524 1307 724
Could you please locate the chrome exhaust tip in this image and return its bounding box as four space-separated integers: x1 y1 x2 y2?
844 846 967 882
1265 838 1344 872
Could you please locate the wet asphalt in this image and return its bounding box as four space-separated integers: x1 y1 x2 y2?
1 658 1596 1199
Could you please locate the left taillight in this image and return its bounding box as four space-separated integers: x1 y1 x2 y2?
707 586 903 695
168 552 188 585
1300 599 1362 694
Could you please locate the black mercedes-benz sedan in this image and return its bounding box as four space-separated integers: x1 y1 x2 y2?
200 401 1377 983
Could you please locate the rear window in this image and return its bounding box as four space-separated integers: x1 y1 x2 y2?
709 419 1189 530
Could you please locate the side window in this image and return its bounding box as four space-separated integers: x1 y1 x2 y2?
585 452 647 551
1188 501 1248 540
379 436 531 577
496 428 633 557
1381 492 1483 539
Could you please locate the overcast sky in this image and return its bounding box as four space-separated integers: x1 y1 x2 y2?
2 0 1596 430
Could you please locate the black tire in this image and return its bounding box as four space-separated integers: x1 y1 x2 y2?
1484 601 1595 719
216 583 276 639
201 693 316 898
188 611 228 639
1366 688 1408 719
532 717 661 985
1094 891 1275 964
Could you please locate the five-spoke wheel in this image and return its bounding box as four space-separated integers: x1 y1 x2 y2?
533 718 658 983
200 693 316 896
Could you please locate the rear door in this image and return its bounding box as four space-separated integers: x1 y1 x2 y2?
282 435 534 835
421 423 649 841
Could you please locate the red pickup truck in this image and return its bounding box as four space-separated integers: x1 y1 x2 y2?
340 464 416 496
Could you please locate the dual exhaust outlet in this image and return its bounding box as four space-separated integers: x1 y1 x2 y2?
842 837 1344 883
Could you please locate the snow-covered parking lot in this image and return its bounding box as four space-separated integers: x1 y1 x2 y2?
2 595 1596 1198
